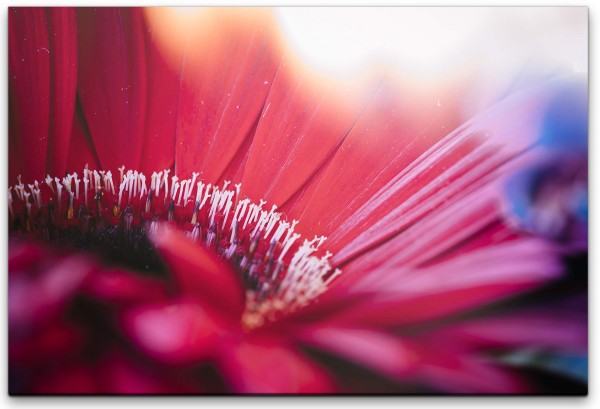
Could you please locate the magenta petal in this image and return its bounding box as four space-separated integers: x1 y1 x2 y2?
45 7 78 177
299 327 416 379
240 62 366 206
294 80 462 241
138 15 179 176
217 338 335 393
122 299 226 366
99 352 199 394
9 7 50 182
76 8 147 170
32 364 99 394
66 108 102 172
9 249 94 331
329 238 561 327
150 227 245 319
174 9 281 181
10 323 83 366
413 344 526 393
83 268 169 307
440 312 587 354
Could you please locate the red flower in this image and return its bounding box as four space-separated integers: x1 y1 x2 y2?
8 7 587 394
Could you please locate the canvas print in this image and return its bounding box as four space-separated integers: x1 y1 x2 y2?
8 7 588 394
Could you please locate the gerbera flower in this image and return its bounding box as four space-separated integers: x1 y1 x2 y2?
8 7 587 394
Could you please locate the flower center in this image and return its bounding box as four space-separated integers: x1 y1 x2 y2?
8 165 340 327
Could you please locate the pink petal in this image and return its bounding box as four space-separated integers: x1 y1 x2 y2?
173 9 281 181
217 337 335 393
8 7 50 182
10 323 83 366
150 226 245 318
240 61 366 205
9 252 94 330
328 238 561 327
292 80 462 242
138 15 180 176
99 352 200 394
66 106 102 171
31 364 99 394
45 7 78 177
411 343 527 393
439 312 587 354
122 299 227 366
76 8 147 170
298 326 416 379
83 268 170 307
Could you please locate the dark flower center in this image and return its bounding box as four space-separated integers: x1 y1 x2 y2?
9 166 339 326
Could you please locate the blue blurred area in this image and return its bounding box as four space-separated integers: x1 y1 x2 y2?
537 83 588 153
503 79 588 241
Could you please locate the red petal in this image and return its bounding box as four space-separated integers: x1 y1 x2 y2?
240 61 366 205
31 365 99 394
217 337 335 393
10 322 83 366
65 104 102 171
150 226 245 318
9 252 94 330
330 238 561 327
299 326 416 379
329 81 559 265
9 7 50 182
99 351 200 394
171 9 281 181
83 268 169 307
45 7 78 177
410 342 526 393
440 312 587 354
138 14 180 175
76 8 147 170
293 80 463 242
122 299 227 366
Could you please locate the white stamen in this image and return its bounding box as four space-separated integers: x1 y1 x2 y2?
138 173 147 199
118 165 126 184
55 177 63 214
162 169 171 201
8 188 14 217
105 171 115 195
73 173 81 200
83 177 89 207
45 175 54 194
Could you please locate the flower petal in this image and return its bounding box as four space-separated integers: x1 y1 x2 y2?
329 238 561 327
411 344 526 394
83 268 170 307
216 337 335 393
9 245 94 332
138 14 180 175
293 79 462 241
98 351 201 394
439 311 587 354
45 7 78 177
240 61 366 205
298 326 416 380
76 8 147 170
171 9 282 181
150 226 245 319
65 105 102 171
329 79 571 264
8 7 50 182
122 299 226 366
